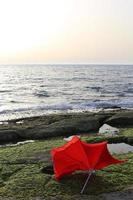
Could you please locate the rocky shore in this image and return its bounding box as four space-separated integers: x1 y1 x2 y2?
0 109 133 144
0 133 133 200
0 109 133 199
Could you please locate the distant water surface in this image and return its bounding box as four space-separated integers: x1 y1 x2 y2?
0 65 133 121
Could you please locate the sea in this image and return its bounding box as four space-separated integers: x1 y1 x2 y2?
0 64 133 121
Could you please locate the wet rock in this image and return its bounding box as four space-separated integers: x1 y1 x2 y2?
0 110 133 143
106 111 133 127
0 130 20 143
22 116 101 139
126 137 133 145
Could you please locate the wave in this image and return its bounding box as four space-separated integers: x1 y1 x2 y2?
0 103 73 114
117 93 125 97
124 88 133 93
0 65 133 120
85 86 102 91
0 90 12 93
9 100 26 103
0 99 133 116
34 90 50 97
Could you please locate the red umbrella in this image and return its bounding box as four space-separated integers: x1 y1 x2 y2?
51 136 125 194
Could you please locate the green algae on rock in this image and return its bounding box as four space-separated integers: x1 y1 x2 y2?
0 134 133 200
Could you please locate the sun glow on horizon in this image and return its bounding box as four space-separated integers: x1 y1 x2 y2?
0 0 133 64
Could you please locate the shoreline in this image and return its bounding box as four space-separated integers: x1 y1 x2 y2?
0 108 133 123
0 108 130 122
0 109 133 199
0 109 133 144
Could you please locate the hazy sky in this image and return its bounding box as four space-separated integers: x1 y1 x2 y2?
0 0 133 64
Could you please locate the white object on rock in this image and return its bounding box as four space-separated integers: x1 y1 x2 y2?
99 124 119 136
0 140 35 148
16 140 34 146
108 143 133 154
64 135 80 142
0 121 8 125
16 120 24 124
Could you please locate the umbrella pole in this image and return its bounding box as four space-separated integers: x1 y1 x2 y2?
80 170 92 194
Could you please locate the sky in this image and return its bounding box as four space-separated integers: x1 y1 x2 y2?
0 0 133 64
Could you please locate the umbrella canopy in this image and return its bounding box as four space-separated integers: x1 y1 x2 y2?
51 136 124 180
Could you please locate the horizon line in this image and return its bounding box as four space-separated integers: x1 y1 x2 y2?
0 63 133 66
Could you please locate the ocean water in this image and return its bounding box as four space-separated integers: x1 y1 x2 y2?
0 64 133 121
